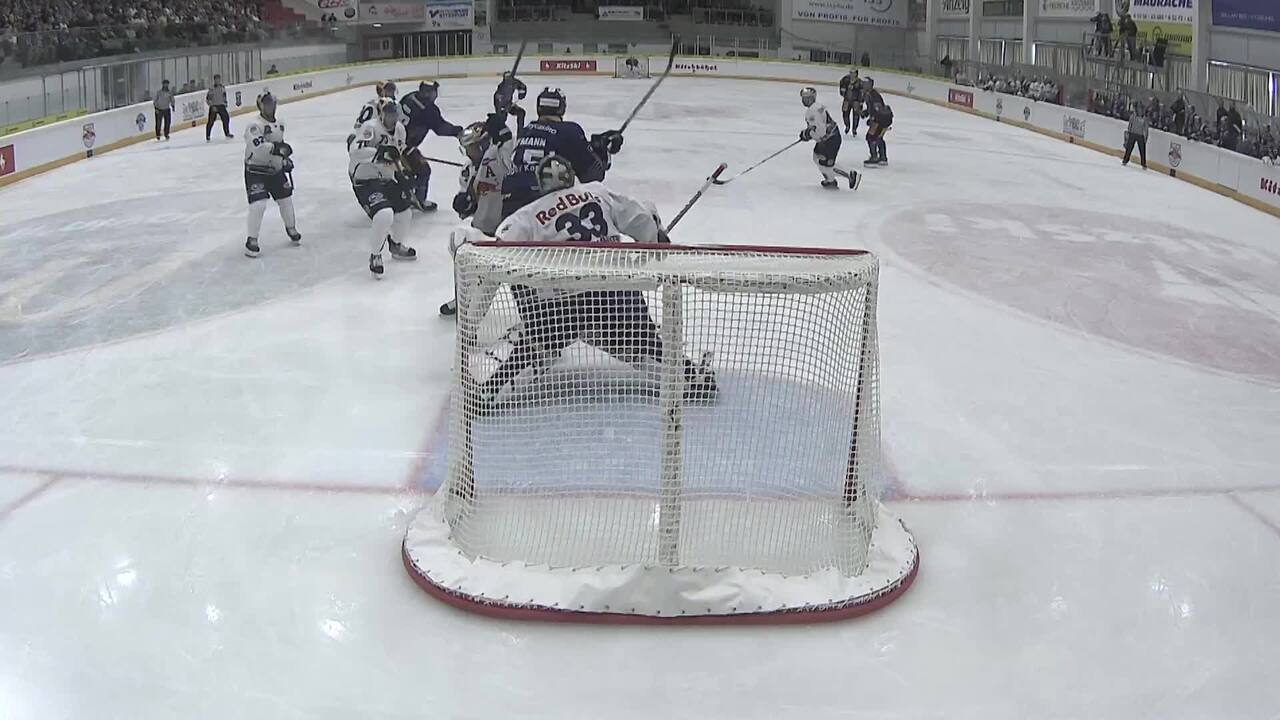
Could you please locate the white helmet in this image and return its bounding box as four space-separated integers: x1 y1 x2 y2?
537 154 575 194
800 87 817 107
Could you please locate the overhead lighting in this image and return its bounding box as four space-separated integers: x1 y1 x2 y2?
373 23 382 27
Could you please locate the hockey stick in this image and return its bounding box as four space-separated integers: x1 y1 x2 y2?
711 139 802 185
665 162 727 234
617 35 679 134
424 155 465 167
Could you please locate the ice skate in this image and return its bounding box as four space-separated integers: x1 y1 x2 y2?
286 228 302 245
369 252 384 278
388 238 417 261
244 236 260 258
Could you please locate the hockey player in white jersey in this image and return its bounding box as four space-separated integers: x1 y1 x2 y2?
243 91 301 258
799 87 860 190
471 155 716 412
348 98 418 278
347 80 395 149
439 112 516 316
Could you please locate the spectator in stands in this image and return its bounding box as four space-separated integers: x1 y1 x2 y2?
860 51 870 68
1117 12 1138 62
1170 92 1187 135
1227 102 1243 139
1219 114 1241 153
1215 99 1229 128
1090 11 1113 57
940 53 953 79
266 63 279 75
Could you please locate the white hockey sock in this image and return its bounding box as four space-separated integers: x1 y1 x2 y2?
247 200 268 238
370 208 394 254
391 209 412 244
277 196 297 230
820 165 837 182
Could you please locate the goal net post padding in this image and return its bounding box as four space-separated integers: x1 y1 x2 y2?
403 242 918 623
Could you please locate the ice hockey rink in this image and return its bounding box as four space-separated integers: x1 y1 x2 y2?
1 73 1279 719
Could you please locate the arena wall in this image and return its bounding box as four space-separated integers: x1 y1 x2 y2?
2 54 1277 218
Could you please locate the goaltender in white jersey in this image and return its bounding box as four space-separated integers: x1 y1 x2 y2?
465 154 715 413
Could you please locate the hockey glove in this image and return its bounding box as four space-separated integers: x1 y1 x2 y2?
271 141 294 158
590 130 625 157
453 190 478 219
282 158 295 173
374 144 402 164
800 127 813 141
484 113 513 144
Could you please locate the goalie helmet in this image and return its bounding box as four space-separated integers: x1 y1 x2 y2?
257 91 278 121
800 87 817 108
536 87 567 119
536 154 575 194
458 121 489 164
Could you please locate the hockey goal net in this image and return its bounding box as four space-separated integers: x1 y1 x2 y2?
614 55 651 78
403 242 918 622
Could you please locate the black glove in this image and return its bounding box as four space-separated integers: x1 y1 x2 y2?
374 144 401 163
271 141 293 158
590 130 624 157
453 190 477 218
484 113 511 143
517 88 527 100
282 158 295 173
800 127 813 141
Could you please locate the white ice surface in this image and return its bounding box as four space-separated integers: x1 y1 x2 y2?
1 76 1279 719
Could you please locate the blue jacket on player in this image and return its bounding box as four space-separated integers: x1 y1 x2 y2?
400 82 462 149
502 119 608 211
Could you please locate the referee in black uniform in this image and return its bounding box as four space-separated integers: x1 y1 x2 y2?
206 74 233 142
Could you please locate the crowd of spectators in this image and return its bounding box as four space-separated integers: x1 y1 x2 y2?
1092 90 1279 164
952 61 1062 105
0 0 266 70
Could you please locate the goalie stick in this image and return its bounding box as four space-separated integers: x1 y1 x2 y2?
665 163 728 234
711 139 803 185
617 35 679 135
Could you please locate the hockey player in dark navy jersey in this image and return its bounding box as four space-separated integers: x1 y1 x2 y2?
400 80 463 211
500 87 623 218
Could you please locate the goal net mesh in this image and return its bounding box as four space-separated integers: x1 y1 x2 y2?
614 56 651 78
406 242 917 620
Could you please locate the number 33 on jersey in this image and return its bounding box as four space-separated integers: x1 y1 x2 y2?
496 181 662 244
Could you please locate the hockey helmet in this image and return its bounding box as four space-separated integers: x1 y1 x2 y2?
536 87 567 119
800 87 817 107
382 81 398 100
537 154 575 194
378 98 400 128
375 80 387 97
257 91 278 121
863 77 875 88
420 80 439 101
458 121 489 164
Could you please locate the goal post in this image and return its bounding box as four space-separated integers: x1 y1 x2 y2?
403 241 919 622
614 55 651 78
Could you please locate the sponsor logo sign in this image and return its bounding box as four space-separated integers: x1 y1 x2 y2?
598 5 645 20
179 97 206 125
1261 176 1280 198
82 122 97 157
674 61 719 73
1129 0 1195 56
359 1 427 22
1212 0 1278 32
292 80 314 92
947 88 974 108
1168 141 1182 168
0 144 14 177
1039 0 1098 17
235 90 243 107
940 0 969 16
318 0 359 21
135 112 147 131
791 0 907 28
1022 105 1032 121
427 1 472 30
539 59 598 72
1063 115 1087 138
995 98 1004 118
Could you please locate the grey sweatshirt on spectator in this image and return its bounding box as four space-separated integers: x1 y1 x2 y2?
153 89 174 110
207 85 227 107
1127 115 1149 137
